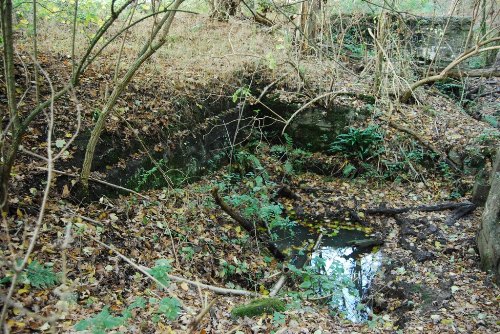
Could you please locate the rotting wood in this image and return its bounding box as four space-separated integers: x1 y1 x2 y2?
444 203 477 226
347 238 384 249
276 185 300 200
365 201 475 216
211 187 286 261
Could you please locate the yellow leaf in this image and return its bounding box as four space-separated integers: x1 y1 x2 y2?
16 208 23 218
180 282 189 291
7 319 26 328
62 185 70 198
17 287 30 295
259 285 269 295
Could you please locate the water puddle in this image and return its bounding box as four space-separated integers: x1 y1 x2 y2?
275 224 383 322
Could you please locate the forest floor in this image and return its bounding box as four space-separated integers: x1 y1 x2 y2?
2 14 500 334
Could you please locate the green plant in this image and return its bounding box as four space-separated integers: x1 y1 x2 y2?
330 125 385 161
342 163 357 178
482 115 498 127
289 257 357 315
75 298 146 334
132 159 168 191
477 129 500 143
75 295 181 333
225 173 294 239
148 259 172 288
434 79 463 100
272 311 286 326
270 134 312 175
24 261 59 289
180 246 195 261
1 261 60 289
468 56 486 69
155 297 181 321
219 258 249 277
234 150 267 177
232 86 252 103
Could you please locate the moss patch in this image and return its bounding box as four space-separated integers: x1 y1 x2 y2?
230 298 286 318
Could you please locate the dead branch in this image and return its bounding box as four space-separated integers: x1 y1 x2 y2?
188 297 218 333
211 187 286 261
439 68 500 78
240 0 274 27
90 235 259 297
386 119 462 173
36 167 150 200
400 37 500 103
365 201 475 216
444 203 477 226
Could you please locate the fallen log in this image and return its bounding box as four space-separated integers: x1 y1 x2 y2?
347 238 384 249
365 201 475 216
445 203 476 226
437 68 500 78
211 187 286 261
276 185 300 200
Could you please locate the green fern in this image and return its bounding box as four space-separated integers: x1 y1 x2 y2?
74 307 125 334
330 125 384 161
25 261 59 289
75 298 146 333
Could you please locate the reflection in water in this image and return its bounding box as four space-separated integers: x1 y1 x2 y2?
274 223 383 322
313 246 382 322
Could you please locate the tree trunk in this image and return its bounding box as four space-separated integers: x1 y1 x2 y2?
0 0 20 213
80 0 184 188
373 12 390 94
299 0 321 52
477 147 500 284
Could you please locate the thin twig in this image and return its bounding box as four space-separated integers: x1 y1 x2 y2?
35 167 151 200
0 63 56 325
188 297 218 333
87 236 177 296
